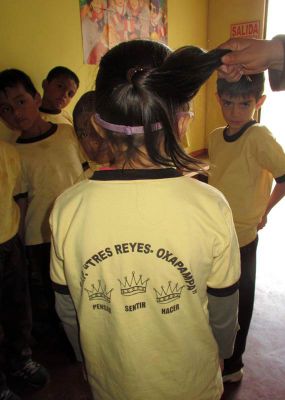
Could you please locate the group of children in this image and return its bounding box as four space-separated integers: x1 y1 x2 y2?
1 36 285 400
0 66 84 399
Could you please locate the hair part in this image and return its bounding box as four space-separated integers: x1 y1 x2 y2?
0 69 37 97
46 66 79 87
217 73 265 101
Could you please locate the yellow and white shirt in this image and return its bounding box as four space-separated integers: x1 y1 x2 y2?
50 168 240 400
0 120 20 143
16 123 84 245
208 122 285 247
0 140 21 244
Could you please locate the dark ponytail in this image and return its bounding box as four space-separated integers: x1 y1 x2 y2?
147 46 230 104
94 40 228 171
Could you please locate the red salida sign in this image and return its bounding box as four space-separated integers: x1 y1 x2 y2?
230 20 260 39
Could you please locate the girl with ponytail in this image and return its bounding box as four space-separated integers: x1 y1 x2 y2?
50 40 240 400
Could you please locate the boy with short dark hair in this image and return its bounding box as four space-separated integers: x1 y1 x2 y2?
40 66 79 125
0 69 85 351
208 73 285 383
0 140 49 400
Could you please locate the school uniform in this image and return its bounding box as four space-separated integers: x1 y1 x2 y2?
50 168 240 400
16 123 85 340
208 121 285 373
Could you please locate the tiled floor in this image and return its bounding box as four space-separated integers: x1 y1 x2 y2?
21 201 285 400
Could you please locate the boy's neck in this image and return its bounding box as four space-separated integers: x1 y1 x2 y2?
20 116 52 139
41 97 60 113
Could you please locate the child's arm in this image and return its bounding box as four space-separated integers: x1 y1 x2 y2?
54 292 83 362
258 181 285 230
50 213 82 362
208 290 239 360
207 202 240 361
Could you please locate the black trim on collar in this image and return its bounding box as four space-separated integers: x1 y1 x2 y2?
90 168 182 181
39 106 61 115
16 124 57 144
223 120 257 142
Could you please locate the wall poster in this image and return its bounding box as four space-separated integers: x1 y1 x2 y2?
80 0 168 64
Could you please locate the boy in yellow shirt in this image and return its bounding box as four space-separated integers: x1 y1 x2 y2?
0 140 49 400
0 69 85 347
208 73 285 382
39 66 79 125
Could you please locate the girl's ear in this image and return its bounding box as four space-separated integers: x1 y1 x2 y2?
256 94 266 110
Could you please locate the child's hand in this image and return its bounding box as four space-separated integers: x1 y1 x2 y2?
257 214 267 230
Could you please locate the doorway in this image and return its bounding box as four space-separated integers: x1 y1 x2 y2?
260 0 285 149
257 0 284 289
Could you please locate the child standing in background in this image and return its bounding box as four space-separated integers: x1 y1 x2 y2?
0 140 49 400
208 73 285 383
40 66 79 125
0 69 85 355
50 40 240 400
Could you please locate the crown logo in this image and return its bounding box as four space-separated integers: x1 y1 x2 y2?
84 280 113 303
153 281 185 304
118 271 149 296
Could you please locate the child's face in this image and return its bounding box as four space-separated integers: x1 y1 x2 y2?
0 84 41 131
218 94 264 134
42 76 78 110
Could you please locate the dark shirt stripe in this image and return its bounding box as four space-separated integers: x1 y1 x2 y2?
207 281 239 297
52 282 70 294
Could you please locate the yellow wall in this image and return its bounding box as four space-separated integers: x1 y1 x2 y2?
0 0 208 151
168 0 209 152
205 0 266 146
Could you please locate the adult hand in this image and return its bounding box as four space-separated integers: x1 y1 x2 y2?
217 37 284 81
257 214 267 231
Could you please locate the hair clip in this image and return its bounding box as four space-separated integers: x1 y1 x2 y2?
126 67 145 83
94 113 162 135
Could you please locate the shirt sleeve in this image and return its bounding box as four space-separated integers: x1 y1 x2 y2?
9 145 23 197
269 35 285 91
252 128 285 179
208 291 239 358
206 198 240 358
50 207 68 290
207 201 241 291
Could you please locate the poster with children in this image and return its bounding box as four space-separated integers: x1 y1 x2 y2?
80 0 167 64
